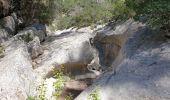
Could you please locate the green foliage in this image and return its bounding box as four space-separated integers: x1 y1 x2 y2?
57 0 170 30
26 81 47 100
37 81 47 100
13 0 62 25
52 65 65 100
57 16 75 29
65 94 73 100
88 88 101 100
12 0 169 31
57 0 132 29
0 45 4 58
20 32 33 43
26 96 35 100
126 0 170 30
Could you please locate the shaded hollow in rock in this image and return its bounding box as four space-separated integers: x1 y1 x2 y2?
45 62 100 100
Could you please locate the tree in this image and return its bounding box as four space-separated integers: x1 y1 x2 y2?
126 0 170 31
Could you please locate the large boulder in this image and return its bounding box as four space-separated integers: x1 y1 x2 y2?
12 26 46 59
93 19 143 69
76 19 170 100
0 13 18 35
28 23 47 42
0 0 12 18
0 40 35 100
34 31 98 78
0 13 18 43
32 29 102 100
15 26 46 43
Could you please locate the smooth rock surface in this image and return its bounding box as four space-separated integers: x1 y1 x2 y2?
34 31 98 78
93 19 143 69
29 28 104 100
0 40 35 100
76 20 170 100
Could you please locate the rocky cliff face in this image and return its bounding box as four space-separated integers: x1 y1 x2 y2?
0 0 12 18
0 40 35 100
76 19 170 100
0 16 170 100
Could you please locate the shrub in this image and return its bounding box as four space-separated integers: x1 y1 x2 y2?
38 81 47 100
11 0 133 29
56 0 132 29
0 45 4 58
13 0 62 25
26 96 35 100
52 65 65 100
126 0 170 30
88 88 101 100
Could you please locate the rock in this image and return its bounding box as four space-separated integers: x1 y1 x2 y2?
0 28 9 43
15 26 46 43
14 27 35 43
0 44 4 58
44 78 56 100
29 23 47 42
65 80 88 91
0 14 17 35
87 57 102 76
0 13 19 43
93 19 143 69
0 13 18 43
0 40 35 100
28 36 43 59
33 30 103 100
34 31 98 78
13 26 45 60
76 19 170 100
0 0 12 18
16 25 46 43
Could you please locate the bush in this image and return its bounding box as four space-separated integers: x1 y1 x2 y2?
13 0 62 25
53 65 65 100
11 0 134 30
126 0 170 30
56 0 132 29
12 0 169 31
88 88 101 100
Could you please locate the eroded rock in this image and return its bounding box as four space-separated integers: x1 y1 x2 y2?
76 19 170 100
15 26 46 43
0 0 12 18
0 28 9 43
0 13 19 43
0 13 18 35
93 19 143 69
34 31 99 79
0 40 35 100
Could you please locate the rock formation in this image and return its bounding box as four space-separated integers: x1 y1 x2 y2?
0 0 12 18
0 40 35 100
76 19 170 100
0 14 170 100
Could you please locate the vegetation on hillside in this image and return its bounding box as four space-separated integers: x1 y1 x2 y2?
6 0 169 31
88 88 101 100
52 0 170 31
55 0 134 29
126 0 170 31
